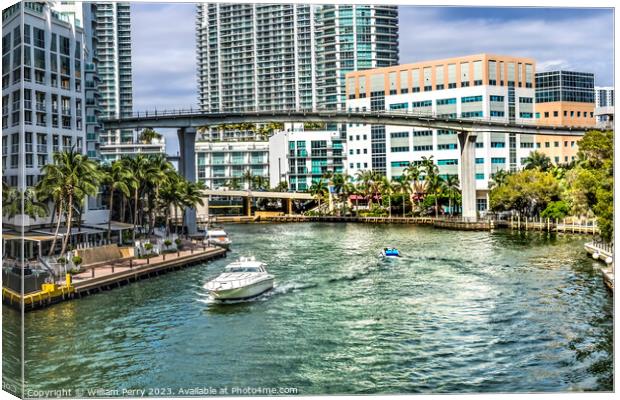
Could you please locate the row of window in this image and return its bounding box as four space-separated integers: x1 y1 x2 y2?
539 110 593 118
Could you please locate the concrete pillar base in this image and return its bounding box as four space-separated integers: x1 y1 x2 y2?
458 131 478 222
178 127 198 235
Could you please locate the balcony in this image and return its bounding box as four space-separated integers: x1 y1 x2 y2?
25 143 33 153
37 144 47 153
36 102 46 112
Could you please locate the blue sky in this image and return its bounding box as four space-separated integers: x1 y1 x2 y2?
130 3 614 154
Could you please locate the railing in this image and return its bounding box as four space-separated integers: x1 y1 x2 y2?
588 240 614 255
98 108 593 132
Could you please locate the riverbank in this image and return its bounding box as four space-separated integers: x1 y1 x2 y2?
212 214 599 236
2 245 226 312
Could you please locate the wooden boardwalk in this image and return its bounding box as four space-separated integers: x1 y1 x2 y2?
2 246 227 311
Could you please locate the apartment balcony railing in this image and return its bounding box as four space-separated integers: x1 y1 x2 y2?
25 143 33 153
37 144 47 153
36 102 46 112
11 144 19 153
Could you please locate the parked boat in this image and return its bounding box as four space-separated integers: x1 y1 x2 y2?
380 247 401 258
204 257 274 300
206 230 232 249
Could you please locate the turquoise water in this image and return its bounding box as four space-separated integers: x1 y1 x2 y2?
2 223 613 395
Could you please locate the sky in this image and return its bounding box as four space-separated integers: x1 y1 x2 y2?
130 3 615 154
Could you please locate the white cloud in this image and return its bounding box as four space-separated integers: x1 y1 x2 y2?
399 8 614 85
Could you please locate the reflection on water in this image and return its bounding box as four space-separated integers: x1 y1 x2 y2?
2 223 613 394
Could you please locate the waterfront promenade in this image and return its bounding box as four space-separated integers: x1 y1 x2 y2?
2 244 226 311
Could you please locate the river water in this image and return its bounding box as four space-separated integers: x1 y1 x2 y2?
2 223 613 395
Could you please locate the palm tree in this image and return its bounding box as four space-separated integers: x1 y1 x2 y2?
355 170 381 208
38 148 101 255
427 174 445 218
391 177 410 218
23 187 49 221
309 179 328 215
523 150 552 171
179 180 205 235
252 175 269 191
139 127 162 144
242 169 254 190
443 175 460 216
123 155 154 241
145 154 174 234
488 169 510 189
2 182 19 220
101 160 132 241
378 176 394 218
227 177 242 190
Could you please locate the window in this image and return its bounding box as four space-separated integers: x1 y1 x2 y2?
519 112 533 118
413 145 433 151
391 161 410 167
412 100 432 108
554 141 559 147
389 102 407 110
33 27 45 48
519 97 533 103
461 95 483 103
476 173 485 180
545 142 550 148
520 142 534 148
437 129 456 135
553 111 559 117
437 159 458 165
476 158 484 164
437 144 457 150
544 112 549 118
490 95 504 102
490 111 505 117
462 111 483 118
436 98 456 105
491 142 505 148
391 146 409 152
491 158 506 164
412 130 432 137
390 131 409 138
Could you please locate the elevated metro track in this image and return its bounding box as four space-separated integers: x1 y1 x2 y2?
101 109 589 136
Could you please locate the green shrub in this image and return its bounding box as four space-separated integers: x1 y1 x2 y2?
144 243 154 251
71 255 83 266
164 239 172 247
56 257 67 264
540 200 570 220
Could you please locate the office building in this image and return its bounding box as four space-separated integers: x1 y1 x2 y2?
196 141 269 190
345 54 537 212
95 2 163 162
535 70 596 164
595 86 614 129
269 127 345 191
315 5 399 110
196 3 399 114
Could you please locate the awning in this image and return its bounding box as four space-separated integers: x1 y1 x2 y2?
83 221 134 231
2 231 58 242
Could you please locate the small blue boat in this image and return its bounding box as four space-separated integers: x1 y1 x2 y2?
381 247 401 258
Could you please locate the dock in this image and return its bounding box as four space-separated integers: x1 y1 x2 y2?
2 246 227 311
584 241 614 294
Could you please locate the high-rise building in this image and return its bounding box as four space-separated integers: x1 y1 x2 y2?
196 3 317 113
316 4 399 111
594 86 614 129
534 70 596 164
95 2 163 163
345 54 537 212
196 3 399 114
2 2 87 193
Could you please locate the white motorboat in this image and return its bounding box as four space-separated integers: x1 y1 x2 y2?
204 257 274 300
206 229 232 249
380 247 401 259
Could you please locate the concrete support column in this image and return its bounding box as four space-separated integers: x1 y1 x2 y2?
178 127 198 235
244 197 252 217
458 131 477 222
282 198 293 215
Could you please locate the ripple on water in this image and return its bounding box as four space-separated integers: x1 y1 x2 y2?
3 223 613 394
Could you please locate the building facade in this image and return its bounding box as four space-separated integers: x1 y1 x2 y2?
269 128 345 191
345 54 537 212
196 3 399 113
534 70 596 164
196 3 318 113
594 86 614 129
315 4 399 111
95 2 163 163
196 141 269 190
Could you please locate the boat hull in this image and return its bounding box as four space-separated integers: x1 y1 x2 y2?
208 239 232 249
208 278 274 300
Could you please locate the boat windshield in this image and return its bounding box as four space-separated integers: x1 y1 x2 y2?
226 266 263 273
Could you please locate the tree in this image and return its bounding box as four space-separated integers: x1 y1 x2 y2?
242 170 254 189
489 169 562 217
443 175 460 216
540 200 570 220
523 150 553 171
378 176 394 218
139 128 162 144
309 179 328 215
426 174 445 218
122 155 155 241
273 180 289 192
101 160 132 241
488 169 510 189
38 148 101 255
